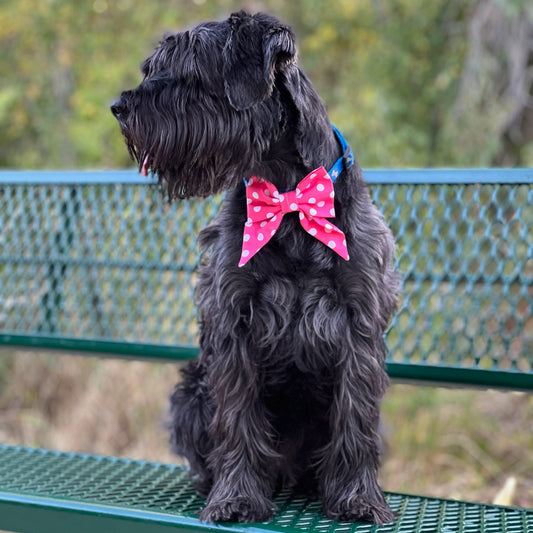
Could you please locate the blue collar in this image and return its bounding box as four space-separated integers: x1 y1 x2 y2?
329 124 354 182
244 125 353 188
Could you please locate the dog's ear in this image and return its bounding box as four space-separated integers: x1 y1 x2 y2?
223 12 296 110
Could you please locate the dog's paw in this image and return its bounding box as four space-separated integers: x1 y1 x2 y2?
199 496 275 523
324 495 395 524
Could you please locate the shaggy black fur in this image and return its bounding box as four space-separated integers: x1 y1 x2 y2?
112 11 399 525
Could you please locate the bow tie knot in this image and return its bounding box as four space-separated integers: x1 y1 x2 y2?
239 167 350 267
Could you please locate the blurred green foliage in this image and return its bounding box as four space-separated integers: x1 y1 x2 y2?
0 0 532 170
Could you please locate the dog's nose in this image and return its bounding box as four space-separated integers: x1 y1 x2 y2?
110 99 127 119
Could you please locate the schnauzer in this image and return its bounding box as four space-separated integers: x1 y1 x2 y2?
112 11 398 525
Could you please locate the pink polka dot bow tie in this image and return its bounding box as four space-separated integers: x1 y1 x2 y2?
239 167 349 267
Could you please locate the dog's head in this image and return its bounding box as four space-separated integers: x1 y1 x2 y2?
111 11 299 199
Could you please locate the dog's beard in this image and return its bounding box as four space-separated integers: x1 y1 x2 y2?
121 127 251 200
119 89 255 199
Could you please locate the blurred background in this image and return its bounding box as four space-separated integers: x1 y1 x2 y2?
0 0 532 509
1 0 533 169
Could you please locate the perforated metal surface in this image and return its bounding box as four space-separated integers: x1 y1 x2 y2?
1 445 532 533
0 171 532 389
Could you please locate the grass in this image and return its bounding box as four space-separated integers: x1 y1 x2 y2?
0 349 531 508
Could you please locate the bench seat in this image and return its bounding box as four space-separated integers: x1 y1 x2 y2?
2 445 532 533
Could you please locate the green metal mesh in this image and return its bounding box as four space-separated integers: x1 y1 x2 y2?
1 445 532 533
0 175 532 381
379 183 532 375
0 183 215 347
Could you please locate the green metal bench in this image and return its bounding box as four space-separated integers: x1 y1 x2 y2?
1 169 532 533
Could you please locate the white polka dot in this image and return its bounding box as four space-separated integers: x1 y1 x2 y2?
330 208 335 216
271 215 277 222
343 239 347 247
264 189 270 196
310 208 317 216
296 188 301 196
308 197 316 204
325 224 332 232
244 234 250 242
328 240 336 249
310 173 317 179
309 228 318 236
290 203 298 211
252 192 259 199
266 212 274 218
257 233 264 241
271 229 276 236
299 212 304 220
253 206 261 212
330 191 335 198
317 183 325 192
278 194 284 202
260 221 267 228
245 219 252 227
247 198 252 204
318 201 325 207
242 250 250 257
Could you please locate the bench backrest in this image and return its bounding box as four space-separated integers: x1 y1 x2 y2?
1 170 532 391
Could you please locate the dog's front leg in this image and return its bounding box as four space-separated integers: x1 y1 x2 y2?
199 348 279 523
318 340 395 525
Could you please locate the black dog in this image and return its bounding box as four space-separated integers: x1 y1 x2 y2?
112 11 398 524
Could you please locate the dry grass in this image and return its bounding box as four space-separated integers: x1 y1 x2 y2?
380 383 533 507
1 349 532 508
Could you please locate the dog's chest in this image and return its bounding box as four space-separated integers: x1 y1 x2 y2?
251 272 347 371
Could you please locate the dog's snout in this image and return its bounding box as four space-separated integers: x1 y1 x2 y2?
110 98 127 119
